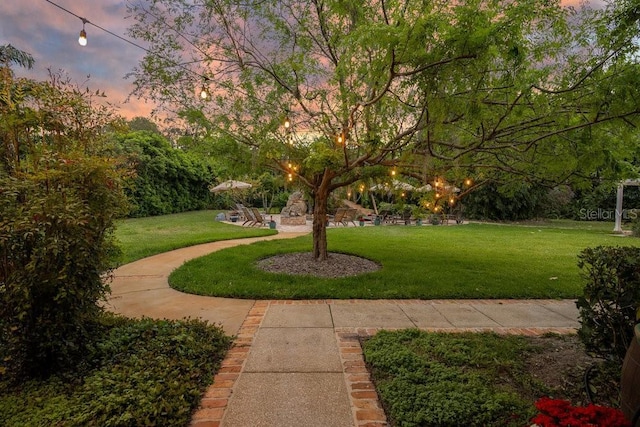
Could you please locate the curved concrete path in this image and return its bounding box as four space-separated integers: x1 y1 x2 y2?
105 231 580 427
106 233 307 334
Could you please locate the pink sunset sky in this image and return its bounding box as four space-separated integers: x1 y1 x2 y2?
1 0 606 121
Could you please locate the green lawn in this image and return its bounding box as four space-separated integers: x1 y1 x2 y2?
114 210 276 264
169 221 639 299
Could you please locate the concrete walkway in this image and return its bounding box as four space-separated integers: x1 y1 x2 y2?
105 231 580 427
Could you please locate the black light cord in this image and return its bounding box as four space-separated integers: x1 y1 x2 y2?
43 0 208 82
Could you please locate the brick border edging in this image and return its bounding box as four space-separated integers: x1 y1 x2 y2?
189 301 268 427
336 325 577 427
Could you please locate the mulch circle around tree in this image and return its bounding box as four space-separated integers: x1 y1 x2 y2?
256 252 380 278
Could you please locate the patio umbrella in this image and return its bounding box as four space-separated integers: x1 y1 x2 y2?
416 184 433 192
370 180 416 192
209 180 253 193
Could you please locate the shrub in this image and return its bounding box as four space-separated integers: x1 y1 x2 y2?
0 315 232 426
576 246 640 361
363 329 534 426
632 217 640 237
0 155 127 382
118 131 214 217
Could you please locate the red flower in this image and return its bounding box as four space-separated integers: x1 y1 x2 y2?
531 397 630 427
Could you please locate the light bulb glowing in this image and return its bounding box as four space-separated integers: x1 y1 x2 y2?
200 86 208 99
284 118 290 129
78 29 87 46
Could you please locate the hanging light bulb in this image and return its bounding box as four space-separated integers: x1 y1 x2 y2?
284 116 290 130
200 85 208 99
78 20 87 46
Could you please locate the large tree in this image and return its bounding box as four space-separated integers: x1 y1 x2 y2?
127 0 640 260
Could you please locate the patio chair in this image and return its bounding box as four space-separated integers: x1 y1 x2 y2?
342 208 358 226
241 206 256 226
329 208 347 226
251 207 267 227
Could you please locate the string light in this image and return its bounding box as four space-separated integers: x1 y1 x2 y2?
45 0 213 98
200 84 209 99
78 19 87 46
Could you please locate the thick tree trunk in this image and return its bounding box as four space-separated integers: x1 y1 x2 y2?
312 183 330 261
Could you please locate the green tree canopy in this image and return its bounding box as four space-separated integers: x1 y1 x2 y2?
127 0 640 259
116 130 215 216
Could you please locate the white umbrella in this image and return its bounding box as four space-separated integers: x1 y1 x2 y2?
370 180 416 192
209 180 253 193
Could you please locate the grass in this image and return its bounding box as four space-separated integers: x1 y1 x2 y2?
169 221 640 299
114 210 276 264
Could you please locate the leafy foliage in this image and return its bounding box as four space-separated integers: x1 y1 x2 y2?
362 330 536 426
0 156 127 381
0 48 129 382
463 182 549 221
117 131 214 217
0 315 232 427
125 0 640 260
576 246 640 361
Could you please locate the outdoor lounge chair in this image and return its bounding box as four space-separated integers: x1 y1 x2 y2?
342 208 358 226
241 206 256 226
251 207 267 227
329 208 346 226
330 207 357 226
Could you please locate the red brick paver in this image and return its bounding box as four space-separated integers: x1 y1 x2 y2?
189 301 268 427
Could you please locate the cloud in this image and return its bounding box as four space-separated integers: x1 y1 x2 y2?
0 0 154 119
0 0 609 122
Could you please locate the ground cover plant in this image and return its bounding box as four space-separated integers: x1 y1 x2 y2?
362 329 622 427
115 210 275 264
169 222 640 299
0 315 231 427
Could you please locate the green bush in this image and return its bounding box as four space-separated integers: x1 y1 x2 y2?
632 217 640 237
576 246 640 361
363 329 534 426
463 182 548 221
0 155 127 382
0 315 232 426
118 131 214 217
